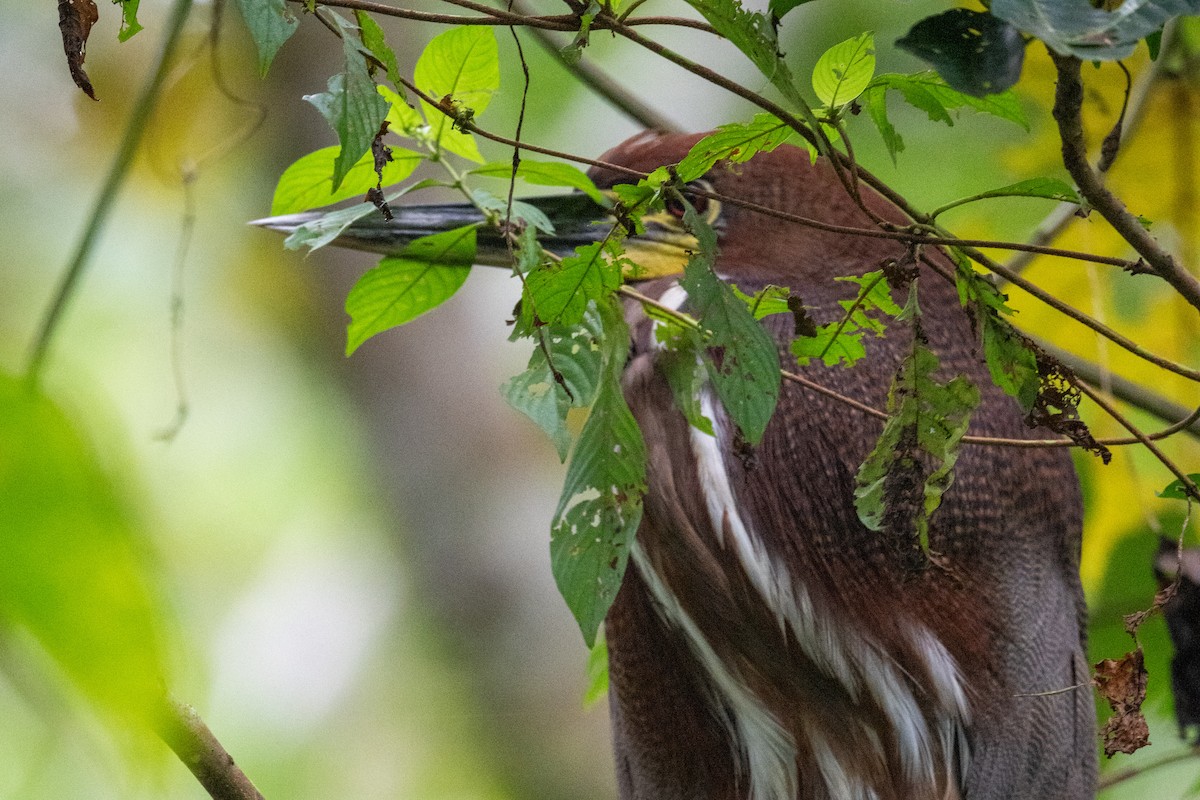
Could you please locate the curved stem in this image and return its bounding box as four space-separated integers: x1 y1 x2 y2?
26 0 195 385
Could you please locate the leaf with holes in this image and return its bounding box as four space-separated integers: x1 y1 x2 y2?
525 241 625 326
551 299 646 647
855 285 980 554
502 306 605 460
345 225 475 354
680 202 780 445
792 270 899 367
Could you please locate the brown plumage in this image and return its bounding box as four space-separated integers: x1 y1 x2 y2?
592 132 1096 800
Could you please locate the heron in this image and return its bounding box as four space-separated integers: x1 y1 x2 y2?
256 130 1097 800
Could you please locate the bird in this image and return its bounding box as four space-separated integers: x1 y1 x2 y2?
256 130 1097 800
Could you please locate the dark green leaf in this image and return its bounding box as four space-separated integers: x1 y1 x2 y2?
345 225 475 354
551 299 646 646
525 241 625 326
413 27 499 163
355 10 403 89
470 160 607 205
681 0 791 86
680 202 780 445
502 307 605 460
812 32 876 109
676 114 807 182
931 177 1082 217
863 85 904 163
769 0 818 22
233 0 299 76
0 374 166 719
897 9 1026 97
304 16 391 191
271 145 423 216
1158 475 1200 500
654 319 716 436
992 0 1200 60
116 0 143 41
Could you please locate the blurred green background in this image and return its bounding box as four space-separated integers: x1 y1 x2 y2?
0 0 1198 797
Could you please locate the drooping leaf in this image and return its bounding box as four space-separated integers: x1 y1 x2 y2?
854 286 980 555
897 9 1026 96
470 160 607 205
116 0 143 41
271 145 423 215
676 114 807 182
58 0 99 99
679 201 781 445
470 188 556 234
653 315 716 436
812 31 876 110
502 306 605 460
551 298 647 647
355 10 402 89
525 241 625 326
413 26 499 163
681 0 798 102
583 629 609 706
233 0 299 76
0 374 166 719
304 16 391 191
992 0 1200 61
345 225 475 354
768 0 818 23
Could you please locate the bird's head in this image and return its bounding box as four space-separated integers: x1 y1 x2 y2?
252 130 905 288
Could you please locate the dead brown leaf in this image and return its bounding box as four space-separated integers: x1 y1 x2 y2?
58 0 100 100
1094 647 1151 757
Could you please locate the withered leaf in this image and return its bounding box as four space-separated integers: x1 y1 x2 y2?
1094 648 1151 757
58 0 100 100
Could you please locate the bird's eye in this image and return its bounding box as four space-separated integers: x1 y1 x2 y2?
665 181 712 220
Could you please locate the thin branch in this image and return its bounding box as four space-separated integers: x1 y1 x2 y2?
26 0 195 384
1077 380 1200 501
1097 746 1200 790
1050 50 1200 313
156 697 265 800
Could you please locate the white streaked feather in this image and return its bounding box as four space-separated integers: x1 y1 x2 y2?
632 545 799 800
642 280 971 798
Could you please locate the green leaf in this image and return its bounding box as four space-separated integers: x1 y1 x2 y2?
1158 475 1200 500
283 179 442 253
345 225 475 354
470 160 607 205
676 114 808 182
679 201 781 445
792 270 899 367
116 0 143 41
0 374 166 718
379 84 427 138
869 72 1028 129
551 299 646 647
525 241 625 326
992 0 1200 61
854 287 980 553
931 177 1081 217
897 9 1026 96
233 0 299 76
271 145 423 215
654 320 716 437
502 307 605 460
355 10 402 90
414 27 499 163
470 188 556 234
681 0 794 94
862 85 904 163
812 32 876 110
733 284 793 321
304 16 391 191
583 629 609 706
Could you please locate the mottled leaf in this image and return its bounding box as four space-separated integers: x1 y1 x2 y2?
993 0 1200 60
525 241 625 326
551 299 646 646
676 114 807 182
897 9 1026 96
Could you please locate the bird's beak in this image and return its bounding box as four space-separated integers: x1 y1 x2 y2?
250 192 696 279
